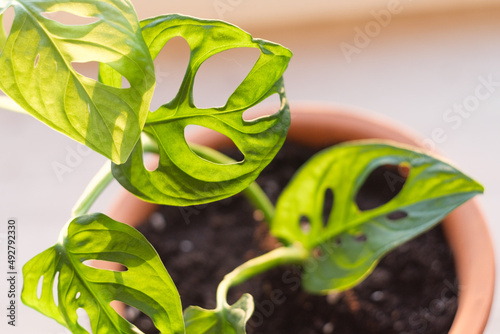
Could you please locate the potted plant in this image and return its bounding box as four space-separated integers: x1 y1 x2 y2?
109 104 494 334
0 1 492 333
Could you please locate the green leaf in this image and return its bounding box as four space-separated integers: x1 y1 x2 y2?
270 141 483 293
108 14 291 205
22 213 184 334
184 294 254 334
0 0 155 163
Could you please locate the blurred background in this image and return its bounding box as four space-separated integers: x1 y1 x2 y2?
1 0 499 332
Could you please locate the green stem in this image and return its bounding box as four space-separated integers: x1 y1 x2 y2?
141 137 276 222
71 161 114 218
242 183 275 224
69 135 275 221
141 132 159 153
216 245 309 310
189 144 275 222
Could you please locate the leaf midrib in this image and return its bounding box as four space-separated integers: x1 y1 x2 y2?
310 190 477 249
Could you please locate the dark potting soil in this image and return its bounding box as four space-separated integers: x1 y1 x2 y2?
129 142 458 334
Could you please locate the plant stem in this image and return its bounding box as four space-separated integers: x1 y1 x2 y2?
216 244 309 310
69 135 275 222
141 132 159 153
142 138 276 222
189 144 276 222
242 182 275 224
71 161 114 218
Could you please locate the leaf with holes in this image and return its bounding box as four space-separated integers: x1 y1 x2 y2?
21 213 184 334
104 15 291 205
0 0 155 164
270 141 483 293
184 294 254 334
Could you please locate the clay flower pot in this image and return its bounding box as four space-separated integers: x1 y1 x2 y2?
107 103 494 334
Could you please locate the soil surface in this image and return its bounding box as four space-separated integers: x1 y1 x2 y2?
128 142 458 334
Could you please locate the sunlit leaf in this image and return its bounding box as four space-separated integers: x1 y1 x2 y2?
271 141 483 293
107 14 291 205
22 213 184 334
184 294 254 334
0 0 155 163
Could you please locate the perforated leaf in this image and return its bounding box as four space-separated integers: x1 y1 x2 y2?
184 294 254 334
107 15 291 205
22 213 184 334
271 141 483 293
0 0 155 163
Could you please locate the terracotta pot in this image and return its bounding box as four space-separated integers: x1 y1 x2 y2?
107 103 495 334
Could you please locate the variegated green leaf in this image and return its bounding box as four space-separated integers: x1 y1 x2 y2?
184 294 254 334
107 14 291 205
22 213 184 334
0 0 155 163
271 141 483 293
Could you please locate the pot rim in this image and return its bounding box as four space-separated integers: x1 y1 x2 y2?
286 103 495 334
108 102 495 334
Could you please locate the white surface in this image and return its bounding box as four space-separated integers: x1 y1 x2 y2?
1 3 500 334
